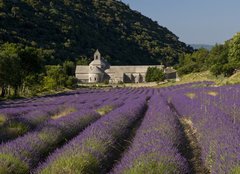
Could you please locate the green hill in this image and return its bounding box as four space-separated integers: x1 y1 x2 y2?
0 0 192 65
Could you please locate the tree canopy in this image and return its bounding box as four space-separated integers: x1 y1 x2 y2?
178 33 240 77
0 0 192 66
0 43 76 97
228 32 240 68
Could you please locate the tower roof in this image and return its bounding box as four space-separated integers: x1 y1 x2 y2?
89 49 109 69
95 49 100 55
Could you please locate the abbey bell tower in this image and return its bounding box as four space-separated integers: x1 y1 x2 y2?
94 49 101 60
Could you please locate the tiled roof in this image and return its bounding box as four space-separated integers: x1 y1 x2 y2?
75 66 89 74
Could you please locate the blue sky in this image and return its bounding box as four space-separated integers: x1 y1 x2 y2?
121 0 240 45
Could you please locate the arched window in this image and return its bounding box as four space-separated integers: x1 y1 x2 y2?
95 77 97 81
96 56 98 60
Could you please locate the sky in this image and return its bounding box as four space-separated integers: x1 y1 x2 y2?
121 0 240 45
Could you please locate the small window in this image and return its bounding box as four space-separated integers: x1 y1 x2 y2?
95 77 97 81
96 56 98 60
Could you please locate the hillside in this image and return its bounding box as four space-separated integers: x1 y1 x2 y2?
158 70 240 88
0 0 192 65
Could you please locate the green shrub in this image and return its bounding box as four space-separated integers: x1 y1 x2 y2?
65 76 78 88
145 67 165 82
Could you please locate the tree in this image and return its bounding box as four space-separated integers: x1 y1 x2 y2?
63 61 77 88
76 56 89 65
0 43 49 97
43 65 67 90
19 46 44 75
63 61 75 76
145 67 165 82
209 43 229 76
11 6 20 17
210 64 223 77
0 43 23 96
228 32 240 69
222 63 235 77
177 48 209 75
0 0 193 66
0 56 6 97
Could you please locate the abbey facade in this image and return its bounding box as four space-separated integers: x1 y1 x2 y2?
75 50 177 83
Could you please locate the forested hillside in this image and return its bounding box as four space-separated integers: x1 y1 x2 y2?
0 0 192 65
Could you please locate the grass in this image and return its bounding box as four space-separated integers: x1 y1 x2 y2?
185 92 197 99
39 138 107 174
157 71 220 88
39 152 99 174
231 166 240 174
0 88 74 102
159 71 240 88
123 159 178 174
96 105 114 116
179 117 210 174
222 71 240 85
38 128 62 144
206 91 218 96
83 138 107 152
5 122 29 136
0 122 29 142
0 153 29 174
51 107 77 120
0 115 6 126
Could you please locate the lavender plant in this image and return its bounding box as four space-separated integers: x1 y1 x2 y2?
0 105 76 143
170 92 240 174
110 95 189 174
35 97 147 174
0 110 101 174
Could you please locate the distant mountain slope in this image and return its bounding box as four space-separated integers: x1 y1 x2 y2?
190 44 213 50
0 0 193 65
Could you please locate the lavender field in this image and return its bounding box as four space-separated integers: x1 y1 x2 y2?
0 82 239 174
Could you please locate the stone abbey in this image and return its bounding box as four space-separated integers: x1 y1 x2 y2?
75 50 177 83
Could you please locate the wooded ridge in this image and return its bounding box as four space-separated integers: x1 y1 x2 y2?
0 0 192 65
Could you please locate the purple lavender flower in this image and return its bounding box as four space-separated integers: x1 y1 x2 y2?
35 97 147 174
110 95 189 174
170 90 240 174
0 110 101 173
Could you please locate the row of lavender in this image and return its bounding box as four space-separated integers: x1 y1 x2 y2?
184 85 240 124
168 87 240 174
0 88 154 173
110 95 189 174
1 81 239 174
165 85 240 125
34 83 213 174
36 96 148 174
0 88 147 142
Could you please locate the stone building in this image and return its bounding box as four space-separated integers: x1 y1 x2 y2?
75 50 177 83
164 67 177 79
